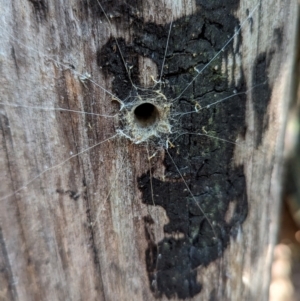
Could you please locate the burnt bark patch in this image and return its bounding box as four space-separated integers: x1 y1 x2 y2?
252 52 272 147
28 0 48 22
96 0 250 298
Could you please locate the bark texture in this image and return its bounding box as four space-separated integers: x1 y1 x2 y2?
0 0 298 300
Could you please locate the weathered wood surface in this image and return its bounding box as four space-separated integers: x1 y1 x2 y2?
0 0 298 300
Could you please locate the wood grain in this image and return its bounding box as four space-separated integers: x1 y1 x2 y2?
0 0 297 300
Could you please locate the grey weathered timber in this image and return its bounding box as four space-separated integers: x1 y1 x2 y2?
0 0 298 300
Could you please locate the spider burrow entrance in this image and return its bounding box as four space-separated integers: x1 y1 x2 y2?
133 102 159 127
119 90 172 144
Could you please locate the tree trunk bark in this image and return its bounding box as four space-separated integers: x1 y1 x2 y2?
0 0 297 300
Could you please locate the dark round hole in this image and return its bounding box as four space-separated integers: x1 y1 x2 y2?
134 103 159 127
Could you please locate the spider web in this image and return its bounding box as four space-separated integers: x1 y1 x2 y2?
0 0 276 299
